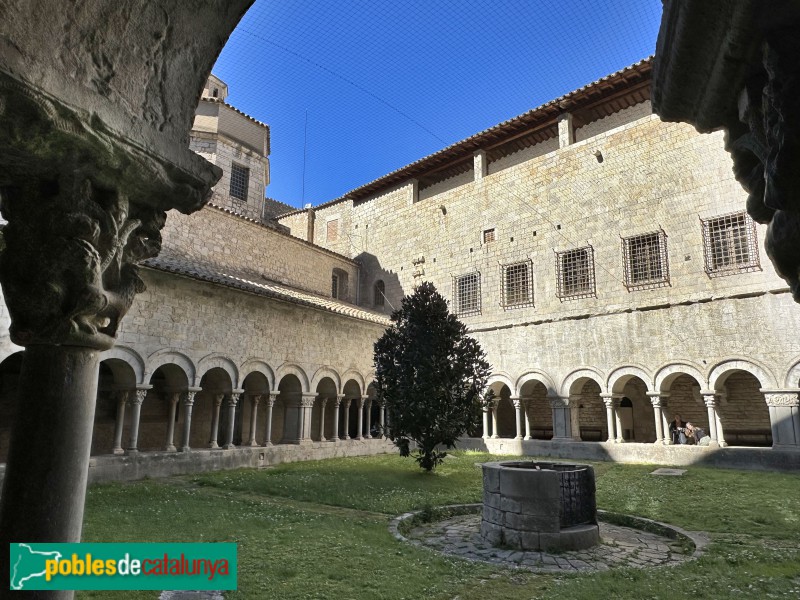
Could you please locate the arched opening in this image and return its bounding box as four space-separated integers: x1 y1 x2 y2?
659 373 705 443
312 376 338 441
276 374 302 444
489 382 514 438
613 376 654 443
342 379 362 439
193 368 234 449
92 358 137 456
241 371 270 446
518 379 552 440
715 370 772 447
0 352 24 463
374 280 385 308
366 382 381 437
148 363 190 452
572 378 605 442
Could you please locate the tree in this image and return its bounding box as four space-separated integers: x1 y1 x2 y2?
374 281 491 471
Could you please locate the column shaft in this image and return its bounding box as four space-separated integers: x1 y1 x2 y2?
602 395 615 443
356 397 365 440
263 393 277 446
223 393 239 449
365 398 372 439
180 391 197 452
512 397 523 440
127 389 147 454
482 408 489 439
318 398 328 441
208 394 224 448
248 395 261 446
111 391 129 455
332 396 342 441
164 393 180 452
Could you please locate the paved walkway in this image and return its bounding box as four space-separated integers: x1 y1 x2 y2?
403 513 702 573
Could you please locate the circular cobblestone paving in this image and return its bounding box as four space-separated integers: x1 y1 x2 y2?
392 506 707 573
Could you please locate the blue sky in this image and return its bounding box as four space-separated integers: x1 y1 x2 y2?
212 1 662 209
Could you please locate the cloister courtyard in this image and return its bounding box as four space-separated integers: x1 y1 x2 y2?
75 452 800 600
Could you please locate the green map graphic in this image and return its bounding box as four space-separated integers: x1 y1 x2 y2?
10 544 62 590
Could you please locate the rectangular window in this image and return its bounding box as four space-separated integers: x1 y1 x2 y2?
229 164 249 201
327 219 339 243
331 274 339 299
623 230 669 290
502 260 533 308
555 246 595 300
454 272 481 316
483 228 495 244
702 211 760 276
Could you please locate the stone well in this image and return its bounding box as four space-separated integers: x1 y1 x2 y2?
480 461 600 551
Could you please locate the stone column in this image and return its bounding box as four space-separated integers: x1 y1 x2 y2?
647 392 668 445
568 394 582 441
511 396 523 440
613 396 624 443
379 400 386 439
111 390 129 455
331 394 343 441
761 390 800 448
0 8 253 587
549 395 572 440
247 394 262 446
208 393 225 449
164 392 181 452
300 393 317 442
223 392 241 449
491 400 499 438
522 398 532 440
482 405 490 439
263 392 278 446
318 397 329 441
701 392 720 446
601 393 616 443
342 398 352 440
365 397 373 439
180 389 201 453
126 387 151 454
715 393 728 447
355 396 366 440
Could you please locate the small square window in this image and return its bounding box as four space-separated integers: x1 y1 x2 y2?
327 219 339 243
502 260 533 308
229 164 249 201
622 230 669 290
701 211 760 276
454 272 481 316
483 228 496 244
555 246 595 300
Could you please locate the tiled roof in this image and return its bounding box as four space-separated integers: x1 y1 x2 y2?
278 57 653 217
142 254 392 326
199 97 269 129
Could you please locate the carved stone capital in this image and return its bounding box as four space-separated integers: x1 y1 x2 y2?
182 390 197 406
548 396 568 409
228 393 240 407
301 394 317 408
763 393 800 407
132 389 147 406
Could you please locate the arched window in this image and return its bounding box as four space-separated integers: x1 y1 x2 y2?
374 280 385 307
332 268 348 300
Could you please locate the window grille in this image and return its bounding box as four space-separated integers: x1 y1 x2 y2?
701 211 760 277
331 274 339 299
622 230 669 290
483 228 495 243
453 272 481 316
327 219 339 243
555 246 595 300
374 280 385 307
229 164 249 201
501 260 533 308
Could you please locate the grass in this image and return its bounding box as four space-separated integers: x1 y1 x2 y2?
78 452 800 599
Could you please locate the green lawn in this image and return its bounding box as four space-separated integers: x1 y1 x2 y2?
79 452 800 599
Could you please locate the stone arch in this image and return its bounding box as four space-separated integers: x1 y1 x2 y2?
560 367 605 397
515 370 557 397
654 361 707 392
310 367 342 393
782 355 800 388
607 365 653 394
708 358 778 390
145 350 196 387
340 369 365 395
100 346 145 385
275 363 310 393
487 372 515 392
197 353 239 389
239 359 275 391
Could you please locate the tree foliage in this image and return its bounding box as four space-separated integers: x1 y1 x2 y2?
374 282 491 471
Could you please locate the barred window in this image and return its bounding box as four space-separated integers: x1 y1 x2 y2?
331 274 339 299
229 164 249 201
701 211 760 276
374 280 385 307
327 219 339 243
483 228 495 243
502 260 533 308
623 230 669 290
555 246 595 300
454 272 480 316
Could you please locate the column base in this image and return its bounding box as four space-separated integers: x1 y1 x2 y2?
491 434 499 439
263 441 273 447
209 442 219 449
247 440 259 447
112 447 125 455
125 448 139 455
179 446 191 453
164 445 177 452
365 434 372 439
222 444 235 450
